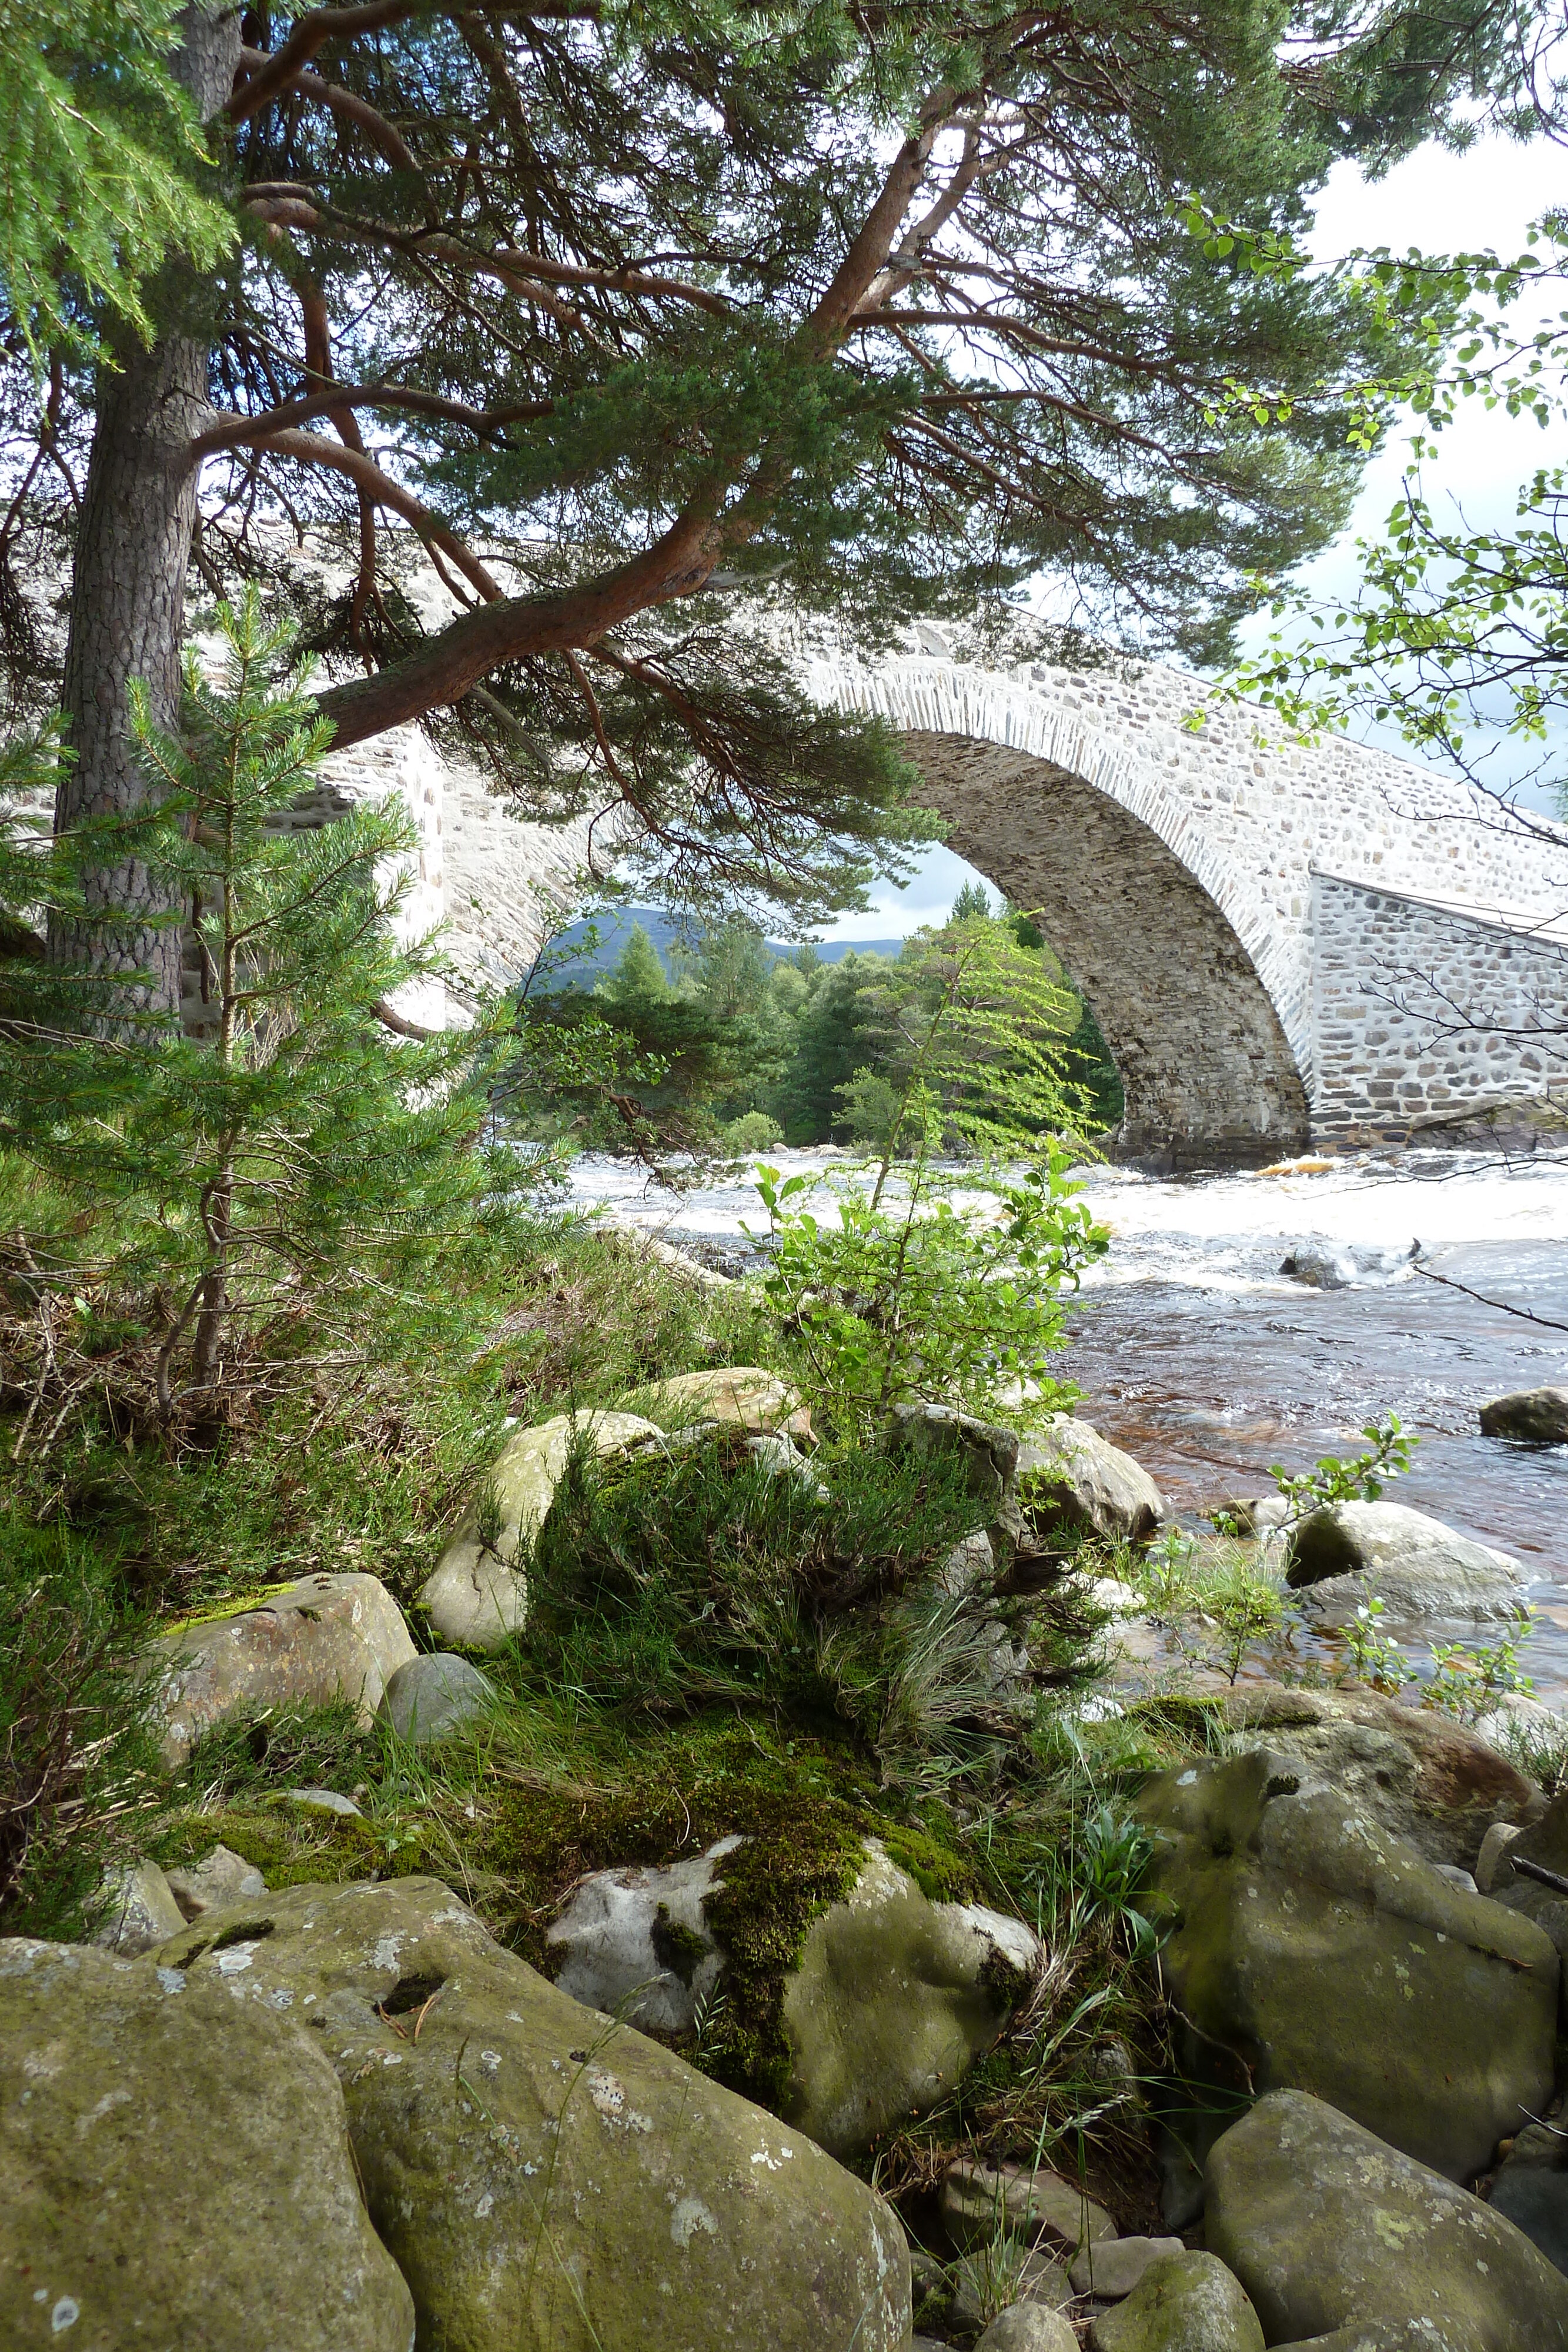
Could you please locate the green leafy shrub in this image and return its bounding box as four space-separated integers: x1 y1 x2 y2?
723 1110 785 1155
1269 1414 1416 1517
754 1147 1105 1442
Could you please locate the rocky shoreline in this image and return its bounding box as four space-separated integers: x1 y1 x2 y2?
6 1361 1568 2348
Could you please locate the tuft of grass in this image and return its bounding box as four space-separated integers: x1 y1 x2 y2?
0 1515 162 1938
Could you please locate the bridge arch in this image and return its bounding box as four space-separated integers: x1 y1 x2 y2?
810 656 1312 1167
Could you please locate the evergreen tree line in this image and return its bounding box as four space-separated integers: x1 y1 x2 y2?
512 881 1124 1160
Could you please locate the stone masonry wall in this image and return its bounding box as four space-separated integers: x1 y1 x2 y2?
1312 875 1568 1140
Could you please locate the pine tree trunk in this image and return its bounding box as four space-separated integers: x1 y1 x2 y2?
50 3 239 1020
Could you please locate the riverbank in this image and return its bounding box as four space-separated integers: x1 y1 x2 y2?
570 1145 1568 1699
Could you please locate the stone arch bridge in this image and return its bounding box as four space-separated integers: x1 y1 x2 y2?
329 644 1568 1168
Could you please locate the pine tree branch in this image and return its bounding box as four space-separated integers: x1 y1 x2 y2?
196 414 502 603
239 49 420 171
192 386 547 456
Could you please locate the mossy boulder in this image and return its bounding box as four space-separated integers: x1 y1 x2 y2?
1136 1750 1557 2181
1205 2090 1568 2351
153 1875 911 2352
1487 1785 1568 1966
781 1842 1039 2157
420 1408 661 1649
1217 1681 1541 1870
0 1936 414 2351
147 1570 416 1766
1087 2251 1263 2352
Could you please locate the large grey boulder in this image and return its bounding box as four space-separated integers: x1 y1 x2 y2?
148 1571 417 1765
1088 2251 1264 2352
0 1936 414 2351
1136 1749 1557 2181
1218 1681 1541 1870
377 1651 495 1744
781 1842 1039 2157
1285 1501 1529 1628
546 1835 741 2031
1017 1416 1164 1544
154 1875 910 2352
1480 1385 1568 1444
420 1408 661 1649
1206 2090 1568 2351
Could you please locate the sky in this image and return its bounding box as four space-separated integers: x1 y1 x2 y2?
811 126 1561 944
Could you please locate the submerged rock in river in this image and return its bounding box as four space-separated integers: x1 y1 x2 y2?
1480 1384 1568 1444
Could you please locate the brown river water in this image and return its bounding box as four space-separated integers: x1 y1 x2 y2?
568 1148 1568 1703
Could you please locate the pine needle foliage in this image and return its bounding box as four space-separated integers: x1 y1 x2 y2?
0 588 515 1422
0 1 233 369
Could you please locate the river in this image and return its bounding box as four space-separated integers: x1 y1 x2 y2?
566 1147 1568 1702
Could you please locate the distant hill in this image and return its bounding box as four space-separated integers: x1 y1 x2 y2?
531 907 906 989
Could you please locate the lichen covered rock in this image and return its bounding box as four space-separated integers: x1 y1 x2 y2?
547 1835 741 2032
154 1875 911 2352
1205 2090 1568 2351
89 1857 185 1955
624 1365 813 1442
1088 2250 1264 2352
1218 1681 1540 1870
781 1842 1039 2157
1136 1749 1556 2180
0 1936 414 2351
148 1571 417 1765
420 1408 662 1649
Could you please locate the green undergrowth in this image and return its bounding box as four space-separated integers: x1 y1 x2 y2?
0 1198 1232 2230
0 1213 775 1929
